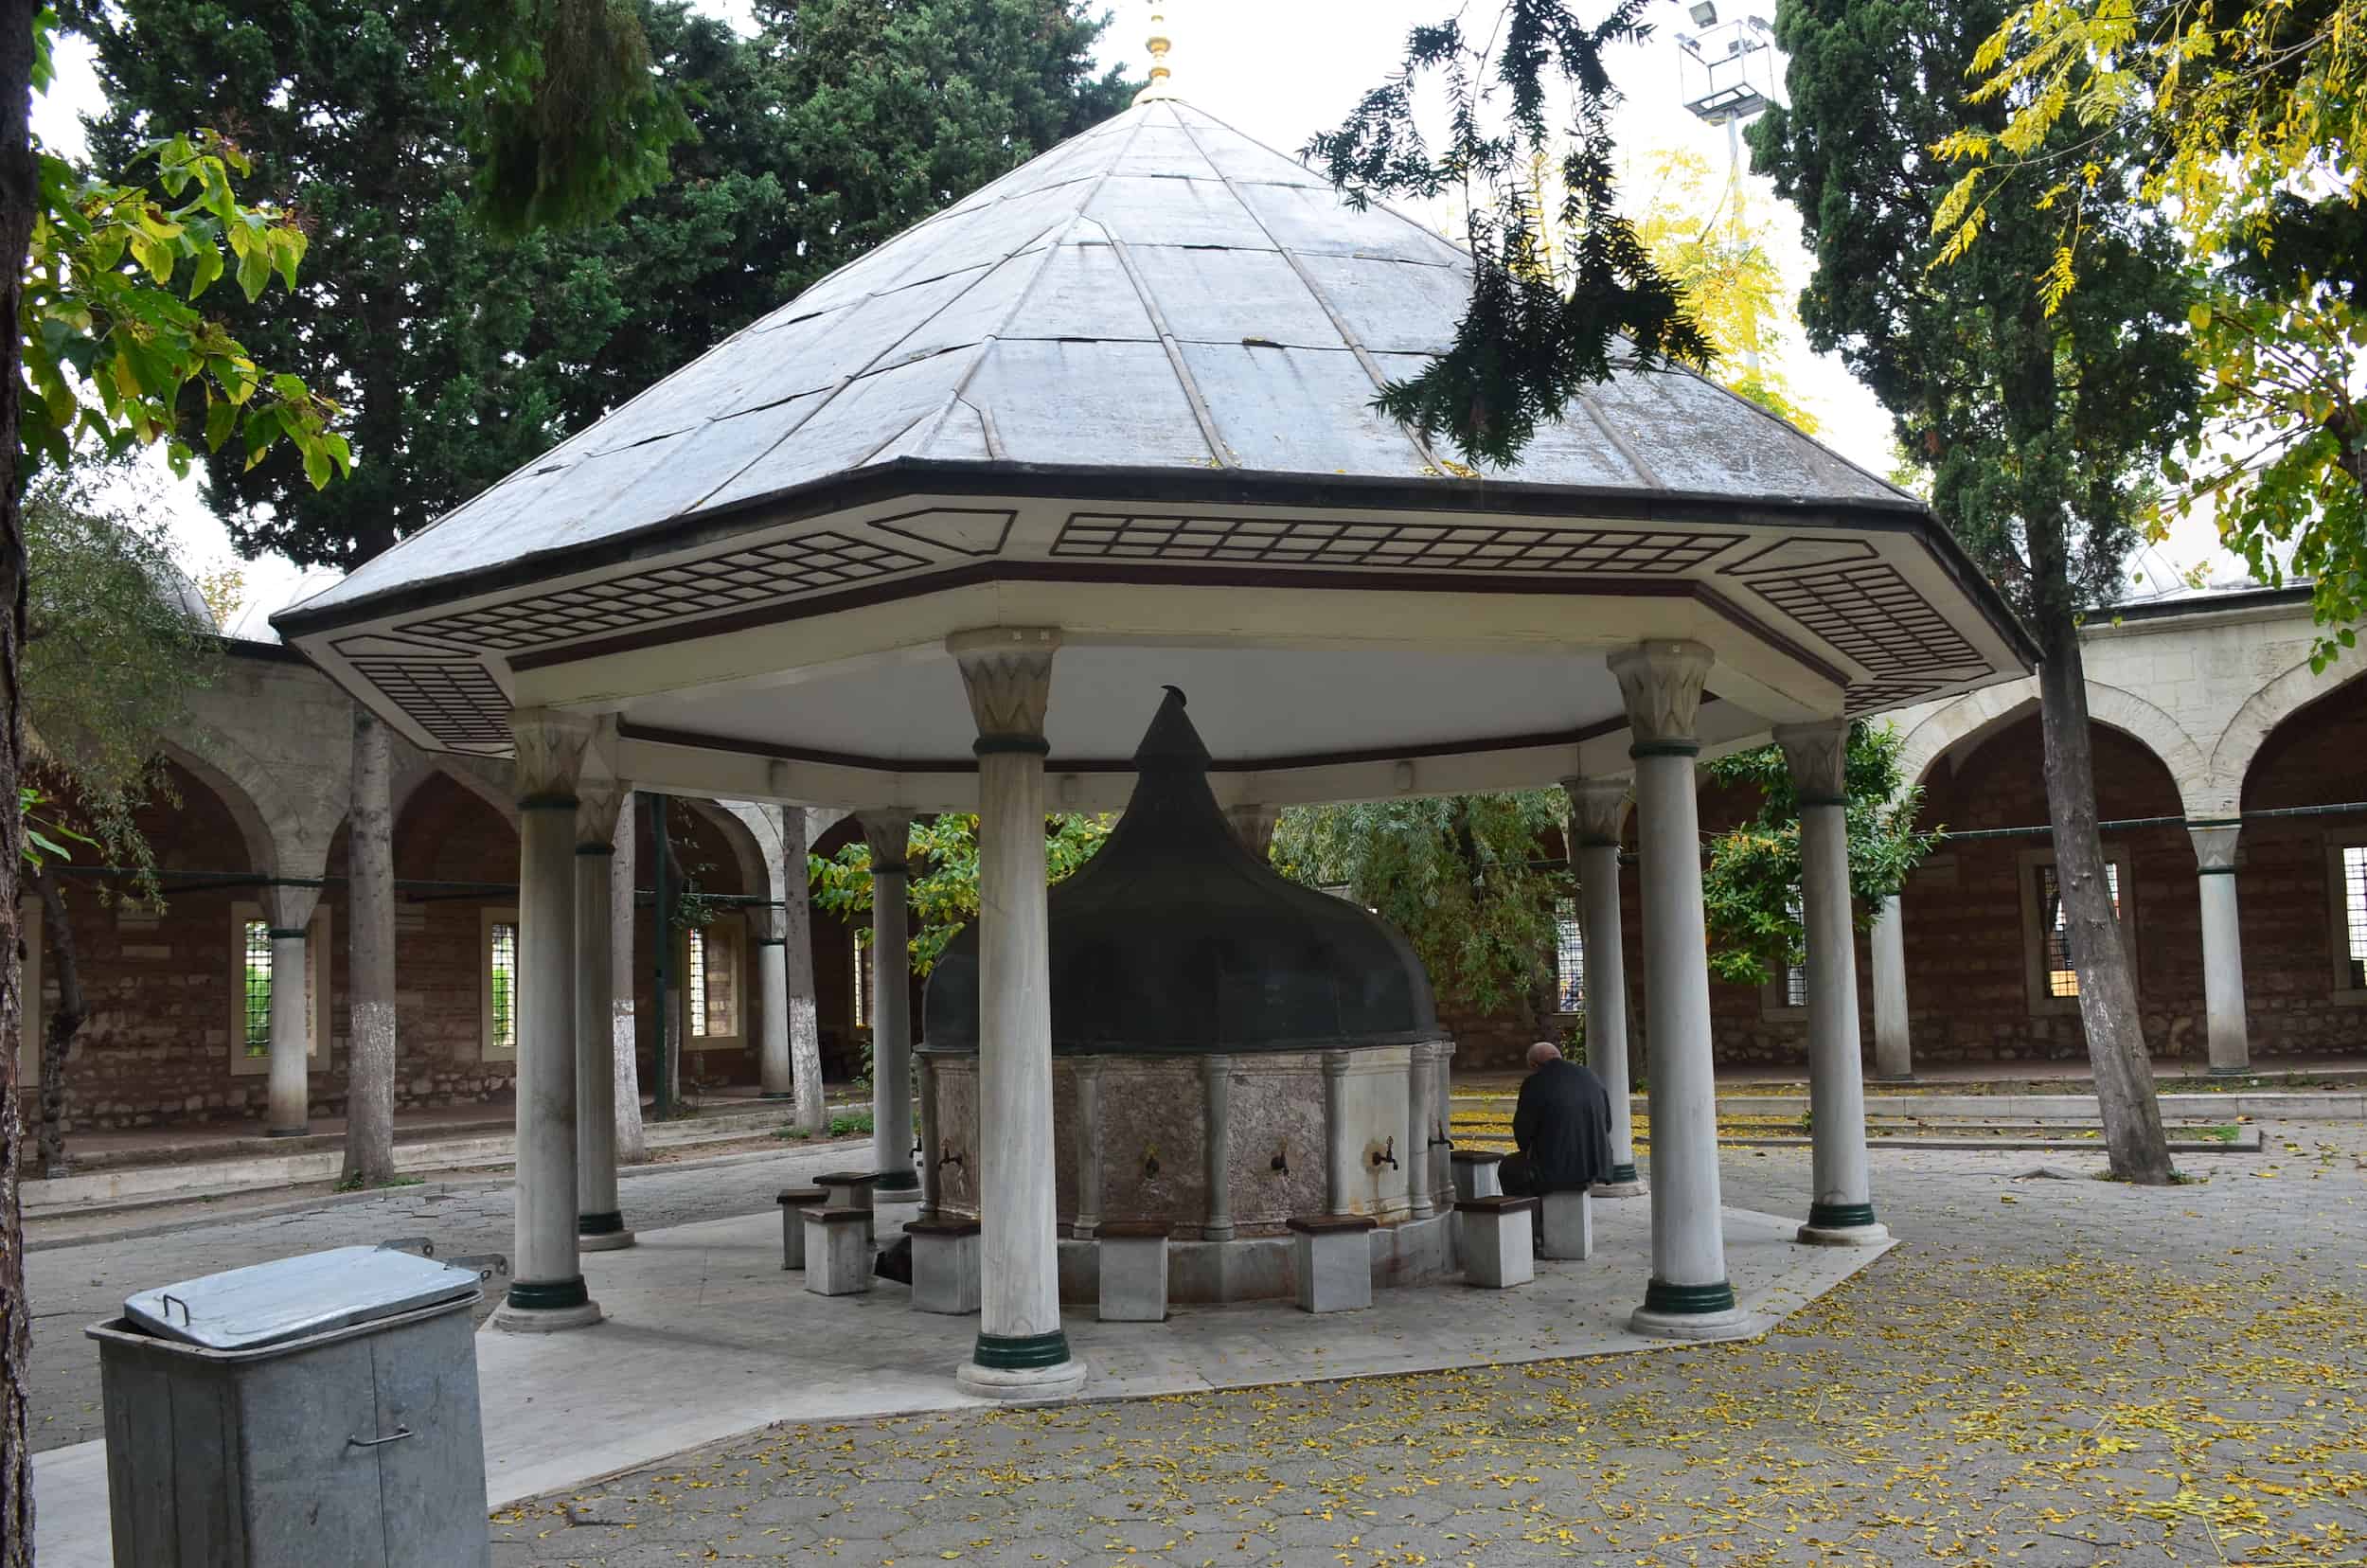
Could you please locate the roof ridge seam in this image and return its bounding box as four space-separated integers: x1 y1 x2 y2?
907 110 1163 463
1648 354 1918 504
1165 109 1444 476
1571 389 1666 490
1105 232 1235 468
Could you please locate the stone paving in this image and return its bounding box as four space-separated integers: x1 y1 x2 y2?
481 1125 2367 1568
21 1136 871 1452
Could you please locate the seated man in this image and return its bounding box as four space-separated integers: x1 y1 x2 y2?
1501 1040 1614 1198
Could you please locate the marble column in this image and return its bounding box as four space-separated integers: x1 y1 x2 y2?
1869 894 1913 1080
1610 641 1744 1339
863 811 918 1193
1202 1055 1235 1239
1224 803 1279 861
1562 775 1644 1197
259 881 321 1136
497 708 600 1331
950 628 1084 1399
1072 1058 1103 1237
756 913 794 1099
2192 823 2251 1076
1776 721 1888 1248
1322 1050 1351 1215
918 1054 944 1220
1428 1040 1456 1200
1404 1043 1433 1221
576 779 634 1251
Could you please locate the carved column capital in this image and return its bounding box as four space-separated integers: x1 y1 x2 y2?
1608 640 1714 752
948 627 1061 745
575 776 625 850
510 707 593 806
1559 775 1633 847
862 810 917 876
2189 822 2241 874
1773 719 1852 807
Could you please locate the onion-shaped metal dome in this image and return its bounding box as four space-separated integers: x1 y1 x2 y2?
922 688 1439 1054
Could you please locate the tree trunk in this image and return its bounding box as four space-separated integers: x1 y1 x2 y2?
782 807 826 1134
2037 624 2175 1184
3 4 45 1557
32 868 81 1178
342 708 397 1185
610 803 646 1162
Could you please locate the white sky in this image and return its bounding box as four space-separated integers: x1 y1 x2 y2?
31 0 2234 637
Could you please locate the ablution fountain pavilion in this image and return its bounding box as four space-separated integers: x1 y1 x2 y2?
276 62 2034 1400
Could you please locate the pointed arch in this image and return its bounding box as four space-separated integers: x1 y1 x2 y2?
1895 677 2221 818
2214 654 2367 802
154 737 276 877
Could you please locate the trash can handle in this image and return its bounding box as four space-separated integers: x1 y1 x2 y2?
157 1292 189 1326
347 1426 414 1449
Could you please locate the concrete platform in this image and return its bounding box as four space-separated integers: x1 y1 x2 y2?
32 1195 1885 1566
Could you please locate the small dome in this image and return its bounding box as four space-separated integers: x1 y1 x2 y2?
922 687 1440 1054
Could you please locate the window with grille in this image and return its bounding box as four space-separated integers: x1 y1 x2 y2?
489 920 518 1054
853 928 872 1030
2038 861 2122 999
2342 845 2367 990
242 918 272 1058
687 925 739 1040
1553 898 1585 1012
1784 887 1809 1007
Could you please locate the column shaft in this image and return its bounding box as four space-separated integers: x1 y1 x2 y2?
1581 842 1643 1190
1322 1051 1352 1215
264 927 311 1135
1202 1055 1235 1239
1795 795 1884 1243
507 798 594 1320
918 1055 943 1219
756 935 793 1098
1404 1044 1433 1221
865 812 917 1191
1073 1059 1103 1237
2193 825 2250 1075
576 833 631 1249
1869 894 1913 1080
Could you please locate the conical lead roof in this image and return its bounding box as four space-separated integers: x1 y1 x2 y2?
922 688 1440 1054
298 97 1903 618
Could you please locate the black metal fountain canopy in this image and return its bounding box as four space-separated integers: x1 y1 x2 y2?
921 687 1441 1054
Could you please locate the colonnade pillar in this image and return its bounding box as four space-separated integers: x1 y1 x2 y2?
1775 721 1888 1248
259 880 322 1137
1869 895 1913 1080
756 912 794 1099
495 707 600 1332
950 628 1084 1399
863 811 918 1193
1202 1055 1235 1238
576 778 633 1251
1561 775 1643 1197
1609 641 1744 1339
2192 823 2251 1075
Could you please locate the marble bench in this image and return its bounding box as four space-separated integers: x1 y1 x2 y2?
775 1185 827 1269
1449 1149 1505 1202
814 1170 881 1242
802 1206 874 1296
1288 1214 1376 1313
1538 1188 1593 1260
1095 1221 1171 1323
1456 1195 1537 1288
904 1217 982 1314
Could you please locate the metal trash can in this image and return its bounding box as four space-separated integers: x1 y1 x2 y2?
86 1244 494 1567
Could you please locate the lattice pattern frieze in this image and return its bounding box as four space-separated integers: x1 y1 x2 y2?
1053 513 1745 573
342 651 512 749
399 531 932 651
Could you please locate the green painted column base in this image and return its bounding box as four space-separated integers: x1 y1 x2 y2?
874 1168 921 1193
1608 1163 1640 1185
1806 1201 1878 1231
1642 1277 1737 1316
578 1211 627 1237
972 1329 1072 1370
507 1275 591 1311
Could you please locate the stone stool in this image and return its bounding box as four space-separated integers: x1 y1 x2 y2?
903 1217 982 1314
1538 1188 1593 1261
802 1206 873 1296
816 1170 881 1241
1288 1214 1376 1313
1450 1149 1505 1202
776 1185 827 1269
1456 1195 1536 1289
1095 1221 1171 1323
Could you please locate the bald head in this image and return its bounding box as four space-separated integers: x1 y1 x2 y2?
1526 1040 1563 1069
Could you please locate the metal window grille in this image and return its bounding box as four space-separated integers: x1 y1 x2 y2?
1553 898 1585 1012
242 919 272 1057
2040 862 2121 998
489 921 518 1053
1784 889 1808 1007
687 928 711 1038
853 929 872 1030
2344 845 2367 989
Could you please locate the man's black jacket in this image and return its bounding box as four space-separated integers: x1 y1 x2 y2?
1510 1058 1615 1190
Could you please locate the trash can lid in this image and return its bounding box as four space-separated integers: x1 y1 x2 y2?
125 1245 484 1351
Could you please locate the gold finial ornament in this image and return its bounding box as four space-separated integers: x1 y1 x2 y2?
1134 5 1178 103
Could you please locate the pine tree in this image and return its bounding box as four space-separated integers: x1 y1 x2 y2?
1750 0 2200 1183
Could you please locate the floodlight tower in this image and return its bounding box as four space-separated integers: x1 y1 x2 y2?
1673 1 1781 367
